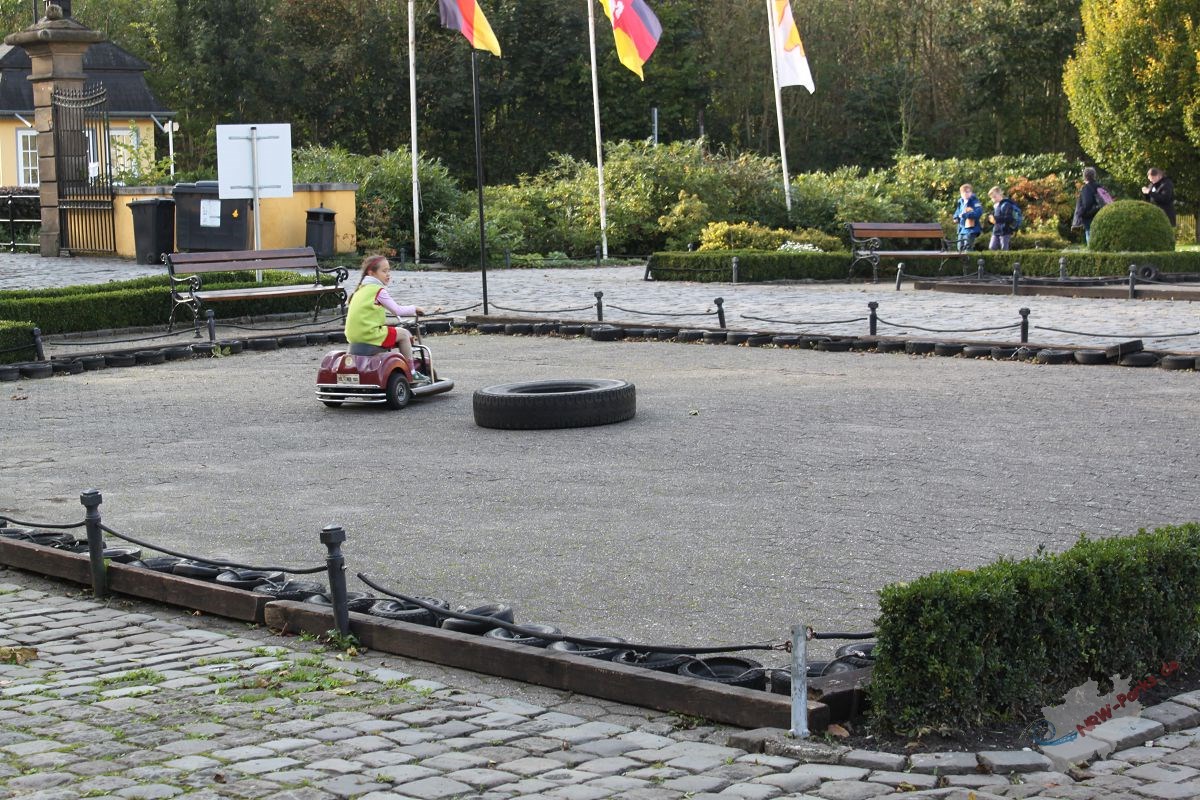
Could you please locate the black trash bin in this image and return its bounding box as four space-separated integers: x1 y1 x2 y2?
305 206 336 257
127 198 176 265
173 181 250 251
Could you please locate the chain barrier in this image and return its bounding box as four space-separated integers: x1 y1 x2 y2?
740 313 869 326
434 302 484 316
1032 325 1200 340
489 301 595 315
47 329 183 347
0 514 86 530
358 573 784 655
97 524 326 574
0 342 34 355
216 314 347 333
607 304 720 318
875 317 1022 334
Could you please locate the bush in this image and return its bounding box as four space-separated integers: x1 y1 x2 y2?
870 524 1200 734
648 250 855 282
697 222 841 253
658 191 711 251
0 272 342 335
428 210 523 268
0 318 36 364
1090 200 1176 253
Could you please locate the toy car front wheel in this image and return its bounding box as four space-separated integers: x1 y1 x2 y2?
385 371 412 409
321 401 343 408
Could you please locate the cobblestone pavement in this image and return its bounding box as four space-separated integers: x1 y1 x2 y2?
4 571 1200 800
2 254 1199 351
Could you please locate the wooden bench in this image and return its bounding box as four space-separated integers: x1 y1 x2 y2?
846 222 965 282
165 247 348 332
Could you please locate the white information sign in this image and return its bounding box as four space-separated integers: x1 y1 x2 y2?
199 199 221 228
215 124 293 200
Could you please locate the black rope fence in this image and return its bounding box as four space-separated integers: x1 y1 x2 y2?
489 301 595 315
0 514 86 530
99 523 326 575
875 317 1023 335
0 342 35 355
216 314 348 333
607 304 720 318
741 313 870 326
48 329 183 347
1032 325 1200 340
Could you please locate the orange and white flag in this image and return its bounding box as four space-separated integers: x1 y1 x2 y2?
772 0 814 92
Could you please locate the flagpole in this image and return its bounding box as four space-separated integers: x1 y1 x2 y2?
471 50 490 314
409 0 421 263
586 0 609 259
765 0 792 211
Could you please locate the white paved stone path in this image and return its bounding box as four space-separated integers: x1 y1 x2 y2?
3 573 1200 800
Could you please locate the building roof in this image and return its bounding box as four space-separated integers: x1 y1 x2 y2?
0 41 172 116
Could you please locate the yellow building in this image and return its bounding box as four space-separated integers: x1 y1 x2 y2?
0 39 171 187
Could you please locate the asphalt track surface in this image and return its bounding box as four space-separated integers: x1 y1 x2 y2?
4 333 1198 662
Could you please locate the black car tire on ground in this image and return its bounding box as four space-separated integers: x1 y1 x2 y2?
589 325 625 342
424 321 452 334
19 362 53 378
962 345 992 359
1074 350 1109 365
654 328 678 340
0 365 21 381
747 334 774 347
1160 355 1195 371
815 339 852 352
875 340 906 354
1035 349 1074 365
611 650 694 672
558 324 584 336
677 656 766 690
484 624 562 648
278 335 308 348
725 332 752 345
247 338 279 351
771 335 801 347
533 323 558 335
51 360 82 375
505 323 534 335
702 331 728 344
676 330 703 342
135 350 167 365
79 355 107 371
440 603 515 634
164 346 194 361
933 343 964 357
305 333 330 345
905 341 936 355
473 379 636 430
477 323 505 334
105 353 136 368
545 636 627 660
990 346 1018 360
798 336 829 349
1015 347 1041 361
215 569 286 590
1120 352 1160 367
385 372 412 410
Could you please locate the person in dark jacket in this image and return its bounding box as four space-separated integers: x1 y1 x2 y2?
1071 167 1102 244
953 183 984 251
986 186 1019 251
1141 168 1176 226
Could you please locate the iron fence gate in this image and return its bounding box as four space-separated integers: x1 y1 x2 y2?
52 85 115 254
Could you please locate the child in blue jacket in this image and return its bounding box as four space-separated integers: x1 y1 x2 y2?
953 184 983 251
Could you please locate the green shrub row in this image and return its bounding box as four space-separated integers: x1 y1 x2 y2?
870 524 1200 734
0 272 344 336
647 250 1200 282
0 318 36 364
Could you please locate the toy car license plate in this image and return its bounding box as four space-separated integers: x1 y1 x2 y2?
336 374 360 385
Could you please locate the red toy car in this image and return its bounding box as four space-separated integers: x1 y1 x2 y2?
315 323 453 409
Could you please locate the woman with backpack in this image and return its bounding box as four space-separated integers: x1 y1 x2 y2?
986 187 1021 251
1071 166 1110 245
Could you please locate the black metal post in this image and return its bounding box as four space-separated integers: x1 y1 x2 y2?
399 247 407 265
81 489 106 599
1012 264 1021 296
868 302 878 336
1019 308 1030 343
895 264 903 291
714 297 726 329
871 261 879 284
1128 265 1137 300
1059 256 1067 280
205 309 216 343
32 327 44 361
7 192 14 253
470 51 489 316
321 524 350 636
731 256 739 284
594 291 604 322
595 246 602 268
977 258 985 281
504 249 511 269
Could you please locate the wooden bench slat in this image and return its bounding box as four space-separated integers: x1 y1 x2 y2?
195 285 341 301
168 247 314 265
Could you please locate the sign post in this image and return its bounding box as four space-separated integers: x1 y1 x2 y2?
216 123 293 279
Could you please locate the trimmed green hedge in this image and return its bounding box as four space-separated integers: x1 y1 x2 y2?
647 249 1200 282
0 319 36 364
0 272 343 336
870 524 1200 734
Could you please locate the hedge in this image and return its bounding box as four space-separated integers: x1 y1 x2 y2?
647 249 1200 282
0 272 343 336
0 318 36 364
870 524 1200 734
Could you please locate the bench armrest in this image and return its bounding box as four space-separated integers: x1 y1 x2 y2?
316 264 349 286
168 273 202 294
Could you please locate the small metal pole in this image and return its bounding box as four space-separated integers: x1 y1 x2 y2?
595 245 602 268
1012 264 1021 296
871 260 879 284
32 327 44 361
895 264 903 291
731 256 739 284
1128 265 1137 300
320 524 350 636
714 297 726 329
81 489 107 599
1019 307 1030 343
1059 256 1067 280
504 249 511 269
868 302 878 336
399 247 407 265
790 624 809 738
205 309 216 343
594 291 604 322
977 257 985 281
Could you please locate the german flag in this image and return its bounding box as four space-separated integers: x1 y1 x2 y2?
439 0 501 57
599 0 662 80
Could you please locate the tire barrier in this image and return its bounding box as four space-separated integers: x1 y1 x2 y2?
1016 346 1041 362
546 637 627 660
278 334 309 348
589 325 625 342
905 341 936 355
473 379 636 430
933 343 963 357
504 323 534 335
678 656 767 691
1034 349 1074 365
1120 352 1160 368
485 623 562 648
104 353 135 368
1161 355 1196 371
134 350 166 365
961 345 992 359
702 331 728 344
875 340 906 354
815 339 852 352
1074 350 1108 365
440 603 516 634
19 361 53 378
990 346 1018 360
246 337 280 351
558 324 584 336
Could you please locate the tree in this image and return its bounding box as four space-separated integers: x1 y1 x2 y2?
1064 0 1200 237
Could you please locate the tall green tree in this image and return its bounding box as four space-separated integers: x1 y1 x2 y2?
1064 0 1200 235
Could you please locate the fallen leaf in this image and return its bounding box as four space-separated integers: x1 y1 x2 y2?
9 394 27 401
0 646 37 665
688 409 699 416
826 723 849 738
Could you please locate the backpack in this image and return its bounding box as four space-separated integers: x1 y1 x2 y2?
1096 186 1113 206
1008 200 1024 232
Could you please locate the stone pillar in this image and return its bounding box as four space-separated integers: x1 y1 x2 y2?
4 5 104 256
